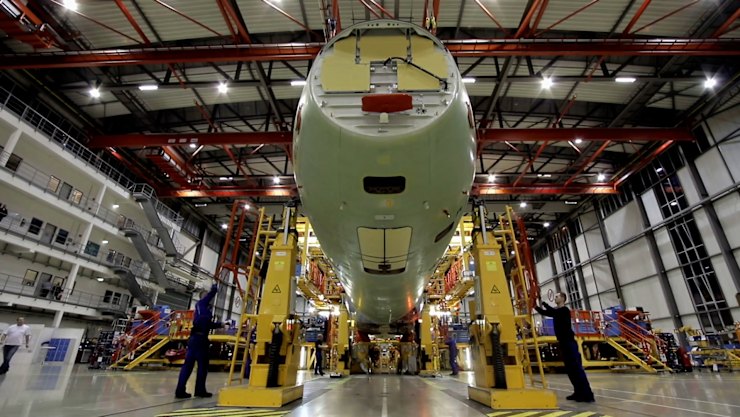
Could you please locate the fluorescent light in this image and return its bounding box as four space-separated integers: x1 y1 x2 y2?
112 204 119 209
138 84 158 91
541 77 553 89
273 176 280 184
670 201 678 206
221 224 228 230
704 78 717 89
564 201 578 205
290 80 307 86
189 143 197 149
194 203 208 207
217 82 228 93
520 201 527 208
574 138 583 144
597 173 606 181
243 204 250 210
63 0 78 11
615 77 637 83
543 222 550 228
89 87 100 98
102 240 109 244
97 277 104 282
487 173 495 183
219 176 233 181
461 77 476 84
656 167 664 173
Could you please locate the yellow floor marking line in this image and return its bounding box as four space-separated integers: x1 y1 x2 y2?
537 412 573 417
156 408 288 417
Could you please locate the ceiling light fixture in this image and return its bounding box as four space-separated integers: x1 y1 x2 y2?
574 138 583 144
102 240 109 244
112 204 119 209
273 176 281 184
615 77 637 83
89 87 100 98
97 277 104 282
597 173 606 182
541 77 553 89
189 143 197 149
656 167 664 173
461 77 476 84
217 82 228 93
564 201 578 205
487 173 495 183
520 201 527 208
138 84 158 91
63 0 78 11
544 222 550 228
290 80 307 86
704 77 717 89
194 203 208 207
221 224 228 230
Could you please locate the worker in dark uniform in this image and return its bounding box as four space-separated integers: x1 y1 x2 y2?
535 292 595 403
314 333 325 376
175 283 222 399
445 334 459 376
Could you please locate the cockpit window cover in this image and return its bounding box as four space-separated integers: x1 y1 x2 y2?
363 176 406 194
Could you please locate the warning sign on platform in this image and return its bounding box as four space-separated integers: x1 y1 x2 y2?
491 285 501 294
272 285 281 294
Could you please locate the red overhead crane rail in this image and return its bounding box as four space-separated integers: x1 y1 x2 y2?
89 128 693 148
1 38 739 69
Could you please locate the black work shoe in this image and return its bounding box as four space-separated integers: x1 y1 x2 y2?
175 391 192 399
194 391 213 398
566 394 578 401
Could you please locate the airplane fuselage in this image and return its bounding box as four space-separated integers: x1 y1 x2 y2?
294 20 476 325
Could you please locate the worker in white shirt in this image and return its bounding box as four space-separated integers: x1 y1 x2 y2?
0 317 31 375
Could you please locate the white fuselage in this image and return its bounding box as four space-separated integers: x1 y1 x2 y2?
293 20 476 325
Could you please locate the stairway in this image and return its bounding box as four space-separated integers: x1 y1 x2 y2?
110 336 170 370
607 338 672 373
122 228 171 288
131 184 181 258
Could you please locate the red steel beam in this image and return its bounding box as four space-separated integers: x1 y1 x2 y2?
529 0 549 36
535 0 602 37
153 0 223 37
114 0 151 44
473 183 618 195
474 0 509 34
358 0 383 19
366 0 395 19
88 128 690 148
514 0 543 39
712 6 740 38
614 140 674 186
622 0 653 36
562 140 611 187
2 39 739 69
477 127 694 143
632 0 700 35
261 0 314 33
160 186 297 198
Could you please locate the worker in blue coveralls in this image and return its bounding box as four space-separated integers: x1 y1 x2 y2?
175 283 222 398
535 292 595 403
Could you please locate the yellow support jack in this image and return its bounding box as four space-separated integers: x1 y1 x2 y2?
466 204 557 410
218 207 304 408
330 305 351 377
419 306 440 376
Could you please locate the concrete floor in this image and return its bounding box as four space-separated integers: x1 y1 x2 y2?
0 365 738 417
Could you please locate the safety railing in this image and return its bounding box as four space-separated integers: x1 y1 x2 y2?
0 85 184 227
131 183 184 227
0 272 127 313
0 85 137 191
112 310 174 363
0 151 129 227
602 315 669 363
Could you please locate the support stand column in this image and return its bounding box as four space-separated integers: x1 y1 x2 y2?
331 305 350 376
467 206 557 410
218 207 303 407
419 306 439 376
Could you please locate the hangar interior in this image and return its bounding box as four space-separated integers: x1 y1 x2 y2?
0 1 739 417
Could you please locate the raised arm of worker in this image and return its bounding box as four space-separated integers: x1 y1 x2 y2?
534 302 555 317
194 284 222 330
